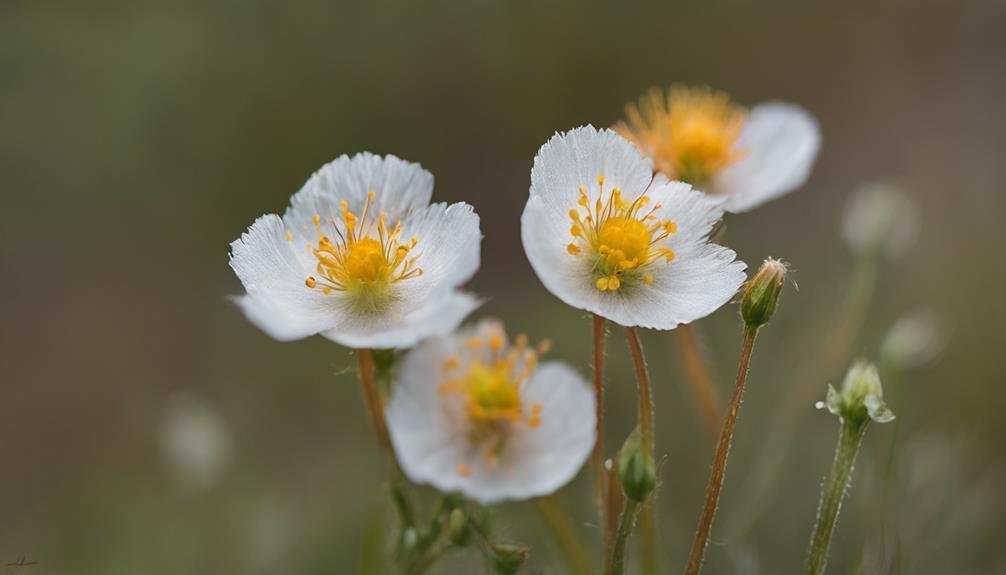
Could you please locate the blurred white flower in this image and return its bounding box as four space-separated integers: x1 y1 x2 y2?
161 393 233 491
840 181 920 259
880 311 946 369
229 153 482 349
818 360 895 424
386 319 595 504
616 86 821 213
521 126 746 329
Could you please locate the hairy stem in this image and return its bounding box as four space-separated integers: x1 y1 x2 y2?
805 420 868 575
592 314 611 555
639 501 658 575
605 499 641 575
356 348 391 451
683 324 760 575
625 327 655 454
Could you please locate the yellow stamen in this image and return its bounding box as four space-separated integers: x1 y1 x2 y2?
616 85 748 186
302 192 422 311
567 175 678 292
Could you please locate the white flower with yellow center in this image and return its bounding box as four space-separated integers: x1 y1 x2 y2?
386 319 595 504
229 153 481 348
617 86 821 213
522 126 747 329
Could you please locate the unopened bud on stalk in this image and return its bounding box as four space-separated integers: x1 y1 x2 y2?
817 360 895 425
486 542 529 573
447 507 470 546
617 428 656 503
741 258 788 327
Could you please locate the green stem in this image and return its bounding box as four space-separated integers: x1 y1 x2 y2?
805 420 868 575
605 499 641 575
683 324 760 575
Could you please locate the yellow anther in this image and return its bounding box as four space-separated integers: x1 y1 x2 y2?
643 274 654 285
305 276 317 288
457 464 472 477
285 230 293 241
567 243 581 255
489 334 504 351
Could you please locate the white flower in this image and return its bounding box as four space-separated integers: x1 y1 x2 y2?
160 393 233 491
229 153 482 349
817 360 895 424
386 319 595 504
841 181 920 259
522 126 747 329
616 86 821 213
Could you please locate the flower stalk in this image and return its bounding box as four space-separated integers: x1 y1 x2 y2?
625 327 655 454
804 419 867 575
356 348 391 451
592 314 609 513
605 498 641 575
683 323 759 575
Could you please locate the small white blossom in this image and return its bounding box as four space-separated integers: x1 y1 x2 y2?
841 181 920 259
229 153 482 349
522 126 746 329
617 86 821 213
386 319 595 504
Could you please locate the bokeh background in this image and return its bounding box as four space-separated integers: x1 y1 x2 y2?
3 1 1005 573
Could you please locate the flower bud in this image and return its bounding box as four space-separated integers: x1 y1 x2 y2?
617 428 656 503
447 507 470 546
486 542 529 573
740 258 788 328
817 360 895 425
841 181 920 259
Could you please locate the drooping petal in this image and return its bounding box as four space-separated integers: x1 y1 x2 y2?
715 102 821 213
321 290 481 349
229 214 340 340
530 125 655 214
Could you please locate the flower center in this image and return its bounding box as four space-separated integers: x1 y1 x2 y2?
567 176 677 291
302 191 422 311
619 86 747 186
439 329 545 454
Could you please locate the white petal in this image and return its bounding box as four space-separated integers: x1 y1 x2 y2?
386 335 466 486
320 290 481 349
715 102 821 213
522 181 745 329
530 125 654 214
483 362 595 502
284 152 434 235
399 202 482 296
229 214 339 341
387 322 595 504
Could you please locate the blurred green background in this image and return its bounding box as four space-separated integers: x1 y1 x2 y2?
3 0 1005 573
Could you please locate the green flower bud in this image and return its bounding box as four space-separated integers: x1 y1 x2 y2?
741 258 788 327
447 508 470 546
817 360 895 425
617 428 656 503
486 542 529 573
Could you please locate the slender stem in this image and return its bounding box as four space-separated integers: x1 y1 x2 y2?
591 314 608 501
534 495 594 575
625 327 654 454
639 501 658 575
356 348 391 451
683 324 760 575
805 420 868 575
592 314 613 558
675 324 723 440
604 461 624 564
605 499 641 575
